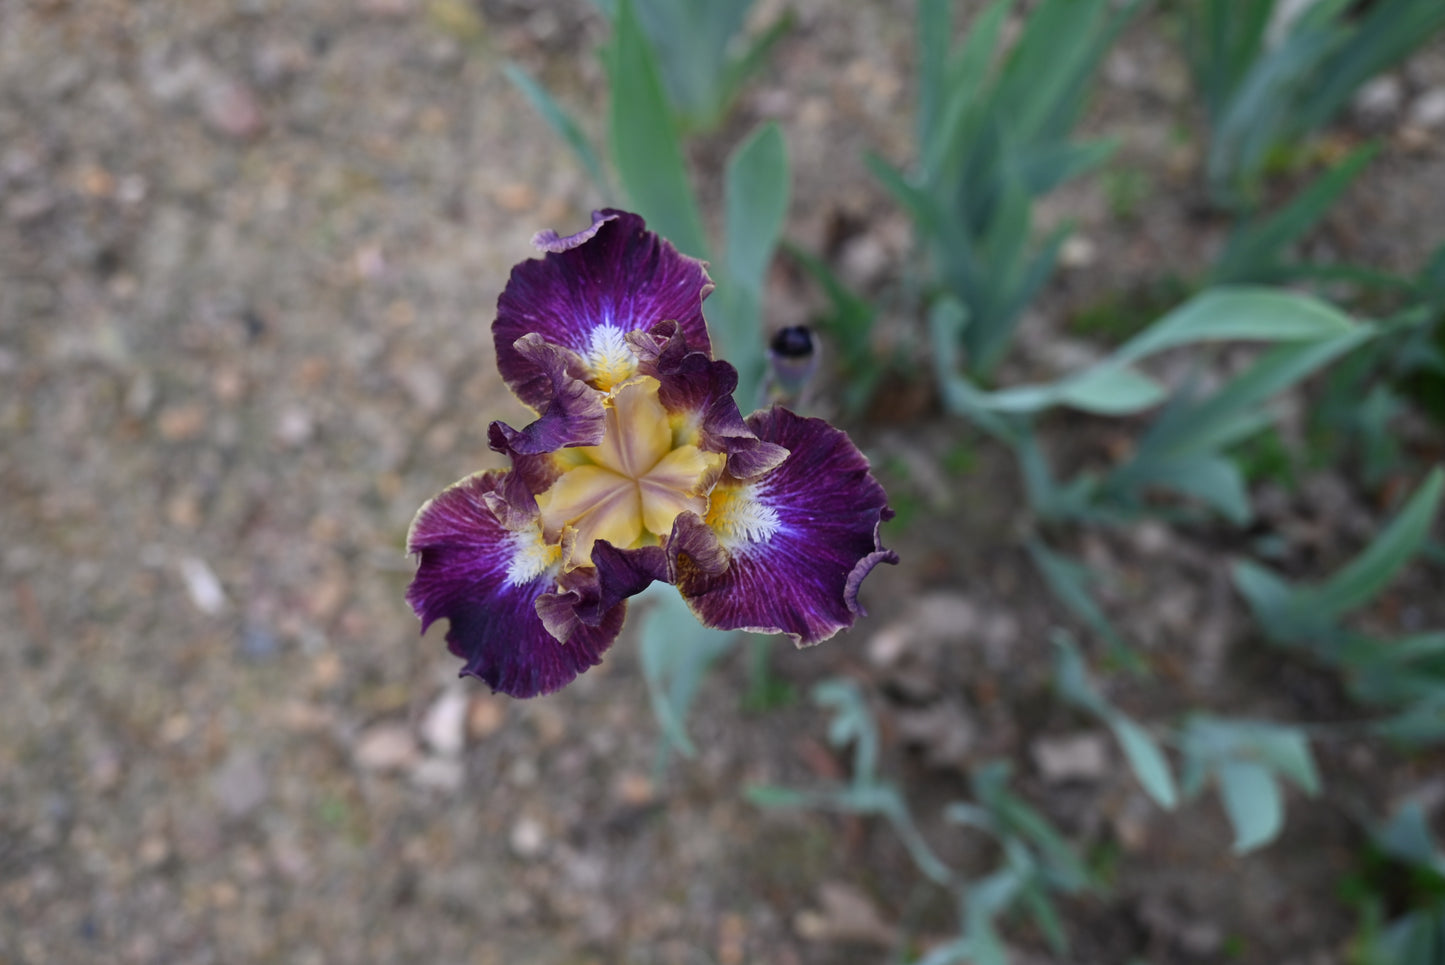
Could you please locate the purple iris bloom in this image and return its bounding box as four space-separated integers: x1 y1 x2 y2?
406 210 897 698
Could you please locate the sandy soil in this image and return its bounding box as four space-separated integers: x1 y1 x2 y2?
3 1 1444 963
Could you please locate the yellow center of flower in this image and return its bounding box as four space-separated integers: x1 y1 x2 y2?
536 376 724 569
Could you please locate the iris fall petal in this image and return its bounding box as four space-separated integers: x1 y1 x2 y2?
406 471 622 697
670 407 898 646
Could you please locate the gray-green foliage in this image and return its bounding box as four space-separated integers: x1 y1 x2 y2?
600 0 791 406
1353 804 1445 965
1185 0 1445 208
1208 142 1379 286
635 584 740 759
1177 716 1320 854
929 286 1365 685
601 0 711 258
1235 467 1445 740
1053 634 1178 809
1307 254 1445 486
505 0 1445 953
934 286 1362 530
590 0 789 133
1055 635 1322 853
950 286 1359 421
750 680 1096 964
880 0 1139 379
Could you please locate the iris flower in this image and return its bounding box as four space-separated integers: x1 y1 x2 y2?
406 210 896 697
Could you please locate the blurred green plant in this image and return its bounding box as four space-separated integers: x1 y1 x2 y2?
634 584 739 760
1056 634 1322 853
1347 804 1445 965
874 0 1140 381
1230 423 1298 489
1101 166 1153 223
1176 715 1321 854
750 679 1097 965
1070 276 1193 345
1306 247 1445 485
1183 0 1445 209
927 284 1367 670
1053 633 1179 809
1208 142 1379 285
590 0 791 133
1234 466 1445 742
784 242 889 414
503 0 1445 953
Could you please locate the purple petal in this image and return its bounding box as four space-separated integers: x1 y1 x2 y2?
631 321 789 480
496 210 714 410
590 541 669 615
536 542 667 641
406 471 620 697
670 407 897 646
486 334 606 456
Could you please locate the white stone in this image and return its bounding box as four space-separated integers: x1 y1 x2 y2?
177 555 227 615
1353 75 1403 121
420 688 468 758
1031 732 1109 782
354 724 419 773
1408 88 1445 130
509 816 546 858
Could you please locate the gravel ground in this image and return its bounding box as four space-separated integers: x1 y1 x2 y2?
3 2 1444 963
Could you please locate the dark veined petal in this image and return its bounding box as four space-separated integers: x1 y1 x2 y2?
495 210 714 411
406 471 621 698
669 407 897 646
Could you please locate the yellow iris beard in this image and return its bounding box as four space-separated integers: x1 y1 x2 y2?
537 376 724 569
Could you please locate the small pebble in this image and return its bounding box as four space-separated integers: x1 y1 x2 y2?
1353 75 1403 123
354 723 419 773
178 556 228 615
239 623 281 660
420 688 468 757
411 757 465 792
199 78 265 140
157 403 208 442
509 816 546 858
210 750 269 819
1060 235 1098 268
274 406 314 447
1409 88 1445 130
1031 732 1108 782
467 693 507 739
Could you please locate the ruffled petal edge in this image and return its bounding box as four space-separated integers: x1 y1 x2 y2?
405 471 622 698
668 407 897 646
495 210 714 411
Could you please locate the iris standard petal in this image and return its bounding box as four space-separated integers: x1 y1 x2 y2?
495 210 714 410
630 321 789 479
670 407 898 646
406 471 621 698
